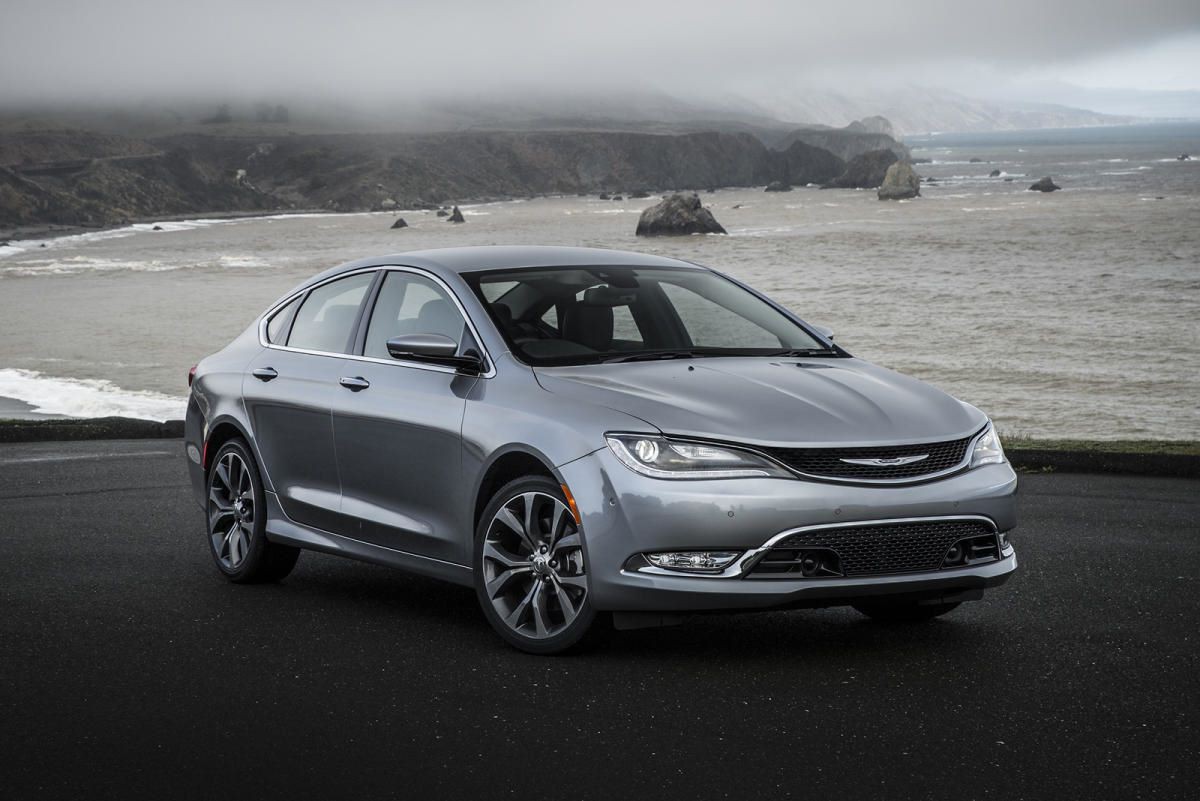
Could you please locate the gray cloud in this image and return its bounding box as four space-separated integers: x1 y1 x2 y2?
2 0 1198 106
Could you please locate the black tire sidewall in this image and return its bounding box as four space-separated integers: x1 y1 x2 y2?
473 476 596 654
206 438 269 582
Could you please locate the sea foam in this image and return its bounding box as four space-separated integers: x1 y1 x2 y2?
0 369 185 421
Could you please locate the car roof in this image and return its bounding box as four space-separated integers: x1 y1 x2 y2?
308 246 707 286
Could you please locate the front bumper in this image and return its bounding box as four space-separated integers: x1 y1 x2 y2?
558 447 1019 612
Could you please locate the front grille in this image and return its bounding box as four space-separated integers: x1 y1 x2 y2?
749 519 997 577
760 434 974 481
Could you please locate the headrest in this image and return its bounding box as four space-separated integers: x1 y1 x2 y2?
561 303 613 351
492 302 517 334
416 298 462 340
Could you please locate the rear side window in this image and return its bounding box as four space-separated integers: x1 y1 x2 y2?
287 272 374 353
265 295 301 343
363 271 468 359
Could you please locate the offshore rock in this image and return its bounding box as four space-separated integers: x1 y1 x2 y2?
877 162 921 200
635 193 726 236
1029 176 1061 192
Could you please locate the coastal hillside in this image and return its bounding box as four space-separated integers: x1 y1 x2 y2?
0 127 869 229
770 127 910 162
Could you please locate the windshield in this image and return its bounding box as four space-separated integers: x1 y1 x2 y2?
464 266 834 367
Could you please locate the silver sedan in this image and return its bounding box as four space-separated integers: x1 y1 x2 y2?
186 246 1017 653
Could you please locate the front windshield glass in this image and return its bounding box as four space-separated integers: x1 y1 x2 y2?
464 266 832 367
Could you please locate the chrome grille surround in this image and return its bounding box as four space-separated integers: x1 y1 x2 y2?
757 431 980 483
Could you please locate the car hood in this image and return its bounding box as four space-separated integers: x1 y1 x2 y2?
533 357 986 448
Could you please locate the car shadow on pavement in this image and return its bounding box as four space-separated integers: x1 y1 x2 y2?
260 553 998 662
603 610 996 664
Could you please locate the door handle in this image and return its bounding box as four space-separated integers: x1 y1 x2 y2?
339 376 370 392
251 367 278 382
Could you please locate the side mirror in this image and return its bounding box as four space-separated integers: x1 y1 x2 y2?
386 334 483 374
811 324 834 342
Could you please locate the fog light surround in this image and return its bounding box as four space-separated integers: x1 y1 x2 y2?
645 551 742 573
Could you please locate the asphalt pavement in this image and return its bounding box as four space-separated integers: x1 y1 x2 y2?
1 440 1196 800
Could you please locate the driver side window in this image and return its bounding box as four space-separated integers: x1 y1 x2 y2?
363 271 469 360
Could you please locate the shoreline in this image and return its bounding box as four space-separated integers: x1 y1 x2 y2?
1 415 1194 477
0 190 650 245
0 207 363 245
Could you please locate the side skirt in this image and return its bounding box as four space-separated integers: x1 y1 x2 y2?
262 491 474 588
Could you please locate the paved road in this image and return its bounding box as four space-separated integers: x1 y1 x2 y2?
1 440 1196 800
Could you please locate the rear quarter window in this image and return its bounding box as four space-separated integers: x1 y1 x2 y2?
265 295 301 344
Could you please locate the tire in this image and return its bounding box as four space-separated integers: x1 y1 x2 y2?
474 476 596 654
852 600 961 622
206 438 300 583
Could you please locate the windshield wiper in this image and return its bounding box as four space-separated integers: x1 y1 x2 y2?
600 349 710 363
765 348 840 357
600 347 839 364
602 348 765 363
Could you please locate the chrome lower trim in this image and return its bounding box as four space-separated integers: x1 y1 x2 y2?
621 514 1000 580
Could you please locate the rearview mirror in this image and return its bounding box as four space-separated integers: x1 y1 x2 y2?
386 334 483 374
583 286 638 306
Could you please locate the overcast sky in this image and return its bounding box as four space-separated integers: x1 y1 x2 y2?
2 0 1198 115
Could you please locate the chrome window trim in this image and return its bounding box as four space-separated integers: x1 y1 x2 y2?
258 265 497 379
622 514 999 579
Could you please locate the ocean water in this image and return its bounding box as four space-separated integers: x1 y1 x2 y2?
1 123 1197 438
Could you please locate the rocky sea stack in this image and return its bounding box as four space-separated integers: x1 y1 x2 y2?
635 193 726 237
822 149 898 189
390 217 408 229
447 205 465 222
877 162 921 200
1029 177 1061 192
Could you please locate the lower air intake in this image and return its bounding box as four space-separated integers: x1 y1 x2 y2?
750 519 998 577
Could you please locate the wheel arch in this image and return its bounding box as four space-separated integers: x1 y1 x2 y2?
472 447 561 531
204 417 254 476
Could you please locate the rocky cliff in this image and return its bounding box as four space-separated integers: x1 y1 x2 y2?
773 127 909 162
2 128 850 229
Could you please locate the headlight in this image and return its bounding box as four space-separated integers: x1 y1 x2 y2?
970 424 1006 468
605 434 792 479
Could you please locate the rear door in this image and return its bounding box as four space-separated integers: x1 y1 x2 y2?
243 270 376 533
330 268 482 563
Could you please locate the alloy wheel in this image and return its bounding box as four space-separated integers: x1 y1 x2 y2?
482 491 587 640
208 451 255 570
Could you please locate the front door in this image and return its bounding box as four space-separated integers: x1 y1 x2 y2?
330 269 481 563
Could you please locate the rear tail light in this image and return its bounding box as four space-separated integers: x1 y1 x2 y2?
188 364 197 387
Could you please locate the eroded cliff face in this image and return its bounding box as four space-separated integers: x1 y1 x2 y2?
772 128 910 162
1 128 854 229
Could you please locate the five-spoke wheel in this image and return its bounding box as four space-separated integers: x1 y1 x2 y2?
475 477 595 653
